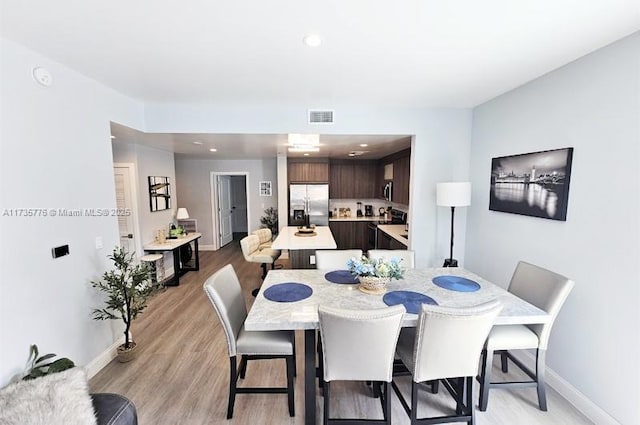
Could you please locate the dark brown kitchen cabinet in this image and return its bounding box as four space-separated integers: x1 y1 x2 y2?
329 162 355 198
392 155 410 205
329 160 377 199
288 160 329 183
377 149 410 205
329 221 369 251
354 162 378 198
389 237 407 250
376 229 392 249
376 229 407 250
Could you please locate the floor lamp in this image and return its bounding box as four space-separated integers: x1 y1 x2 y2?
436 182 471 267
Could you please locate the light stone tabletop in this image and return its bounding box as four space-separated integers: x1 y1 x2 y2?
245 267 551 331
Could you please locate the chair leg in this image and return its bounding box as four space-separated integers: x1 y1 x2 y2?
239 355 248 379
286 355 295 417
292 335 297 377
430 379 440 394
384 381 392 425
260 263 267 279
227 357 238 419
466 376 475 425
500 351 509 373
536 349 548 411
410 381 419 425
323 381 330 425
479 348 493 411
317 333 324 390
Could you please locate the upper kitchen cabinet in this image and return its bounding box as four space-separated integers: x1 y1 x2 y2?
378 148 411 205
329 160 377 199
392 154 410 205
288 158 329 183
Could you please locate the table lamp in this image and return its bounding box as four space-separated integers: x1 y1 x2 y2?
436 182 471 267
176 208 190 220
176 208 190 235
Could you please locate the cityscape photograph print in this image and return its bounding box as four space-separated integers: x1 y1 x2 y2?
489 147 574 221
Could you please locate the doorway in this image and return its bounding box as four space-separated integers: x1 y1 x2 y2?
211 172 250 250
113 163 142 255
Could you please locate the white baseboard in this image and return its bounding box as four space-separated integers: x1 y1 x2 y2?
200 245 216 251
85 339 122 379
511 351 620 425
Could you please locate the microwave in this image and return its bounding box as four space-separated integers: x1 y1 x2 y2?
382 181 393 202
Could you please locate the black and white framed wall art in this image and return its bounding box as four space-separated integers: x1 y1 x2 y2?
489 147 574 221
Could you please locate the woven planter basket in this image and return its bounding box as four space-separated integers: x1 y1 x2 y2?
358 276 390 294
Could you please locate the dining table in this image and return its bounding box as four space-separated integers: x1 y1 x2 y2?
244 267 551 425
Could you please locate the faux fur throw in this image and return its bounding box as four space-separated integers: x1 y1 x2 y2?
0 367 97 425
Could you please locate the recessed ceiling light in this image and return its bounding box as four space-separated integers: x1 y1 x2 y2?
209 148 217 152
193 141 203 145
303 153 310 156
303 34 322 47
348 153 356 157
359 144 368 147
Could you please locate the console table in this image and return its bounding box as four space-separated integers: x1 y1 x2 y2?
143 232 201 286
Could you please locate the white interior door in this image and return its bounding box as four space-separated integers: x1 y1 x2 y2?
114 166 135 253
218 175 233 247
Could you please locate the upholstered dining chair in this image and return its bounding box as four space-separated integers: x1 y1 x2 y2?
203 264 295 419
392 300 502 425
478 261 574 412
367 249 415 268
318 304 405 425
315 249 362 270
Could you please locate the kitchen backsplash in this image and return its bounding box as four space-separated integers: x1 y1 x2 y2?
329 199 408 215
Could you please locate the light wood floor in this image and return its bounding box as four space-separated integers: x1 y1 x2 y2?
90 242 593 425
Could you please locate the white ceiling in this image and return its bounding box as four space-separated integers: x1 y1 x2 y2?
2 0 638 108
4 1 638 159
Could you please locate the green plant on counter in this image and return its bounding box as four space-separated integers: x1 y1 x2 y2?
22 344 75 381
91 247 161 350
260 207 278 235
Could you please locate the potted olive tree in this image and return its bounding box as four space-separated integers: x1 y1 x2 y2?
91 247 161 362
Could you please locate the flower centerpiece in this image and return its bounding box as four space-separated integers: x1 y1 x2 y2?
346 255 405 294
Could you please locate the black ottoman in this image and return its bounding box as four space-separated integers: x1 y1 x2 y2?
91 393 138 425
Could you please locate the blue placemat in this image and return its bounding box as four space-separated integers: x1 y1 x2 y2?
432 275 481 292
383 291 438 314
324 270 359 284
263 282 313 302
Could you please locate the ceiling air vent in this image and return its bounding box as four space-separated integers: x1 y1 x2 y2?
308 109 334 124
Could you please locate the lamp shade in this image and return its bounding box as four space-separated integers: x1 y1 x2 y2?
176 208 190 220
436 182 471 207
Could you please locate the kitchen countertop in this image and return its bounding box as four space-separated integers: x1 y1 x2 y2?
272 226 337 250
377 224 408 246
329 216 381 222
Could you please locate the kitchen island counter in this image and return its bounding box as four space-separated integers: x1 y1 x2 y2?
273 226 337 268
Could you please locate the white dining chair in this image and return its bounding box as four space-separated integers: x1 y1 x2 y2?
203 264 295 419
367 249 415 268
315 249 362 270
478 261 575 412
392 300 502 425
252 228 274 250
319 304 405 425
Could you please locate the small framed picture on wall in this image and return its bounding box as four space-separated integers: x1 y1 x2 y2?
259 181 272 196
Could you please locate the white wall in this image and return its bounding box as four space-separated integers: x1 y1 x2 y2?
0 38 145 384
466 33 639 425
146 105 473 266
174 158 279 247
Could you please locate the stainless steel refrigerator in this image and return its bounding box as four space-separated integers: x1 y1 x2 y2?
289 184 329 226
